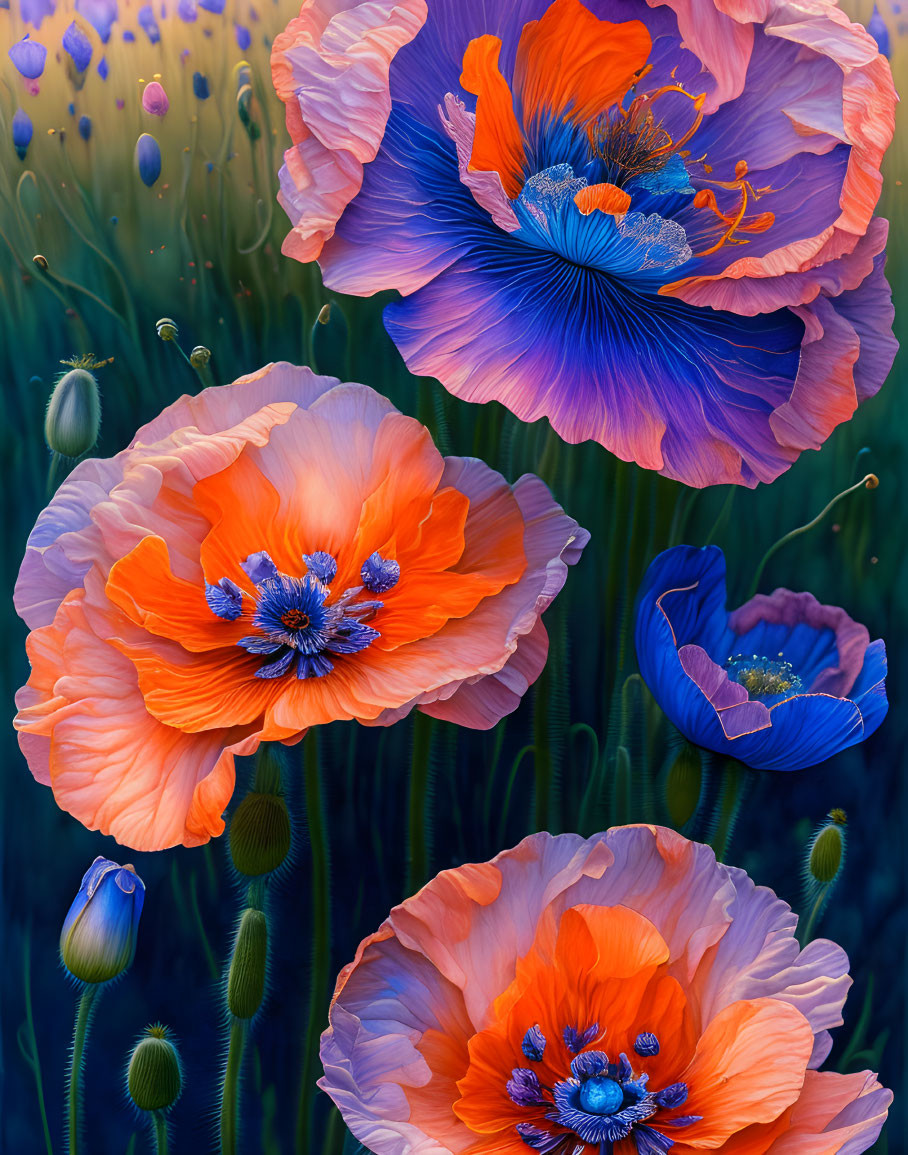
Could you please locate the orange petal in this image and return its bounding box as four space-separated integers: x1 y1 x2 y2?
15 587 259 850
678 998 814 1146
513 0 651 129
106 535 253 651
574 182 632 216
460 35 526 199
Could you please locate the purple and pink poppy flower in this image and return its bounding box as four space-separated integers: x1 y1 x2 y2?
634 545 888 770
271 0 897 489
320 825 891 1153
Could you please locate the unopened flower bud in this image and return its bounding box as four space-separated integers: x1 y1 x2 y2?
664 743 702 828
227 908 267 1019
127 1025 182 1111
229 792 291 877
189 345 211 368
156 317 178 341
61 857 145 984
45 367 101 458
808 813 846 885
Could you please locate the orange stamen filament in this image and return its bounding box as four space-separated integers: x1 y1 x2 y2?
693 162 775 257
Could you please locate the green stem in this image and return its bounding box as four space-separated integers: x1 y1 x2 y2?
295 732 331 1155
747 474 878 599
152 1111 169 1155
709 761 748 863
406 713 435 893
67 984 99 1155
220 1020 246 1155
18 929 54 1155
799 886 830 946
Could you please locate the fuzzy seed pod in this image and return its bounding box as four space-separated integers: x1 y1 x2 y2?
45 367 101 459
227 909 268 1019
229 792 291 877
808 817 846 885
127 1025 182 1111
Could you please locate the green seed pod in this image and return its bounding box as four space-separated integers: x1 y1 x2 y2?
156 317 178 341
664 743 703 828
229 792 291 877
127 1025 182 1112
189 345 211 368
808 816 846 885
311 301 349 379
227 908 267 1019
45 368 101 458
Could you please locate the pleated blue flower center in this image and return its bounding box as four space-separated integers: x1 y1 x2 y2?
204 548 400 680
508 1024 701 1153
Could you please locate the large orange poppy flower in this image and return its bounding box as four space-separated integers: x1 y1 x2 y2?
15 364 587 850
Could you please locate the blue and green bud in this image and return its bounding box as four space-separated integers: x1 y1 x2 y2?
61 857 145 984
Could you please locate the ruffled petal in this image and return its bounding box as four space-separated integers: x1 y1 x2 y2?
384 233 815 487
271 0 428 263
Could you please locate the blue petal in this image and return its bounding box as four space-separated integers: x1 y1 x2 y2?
848 637 888 740
254 649 295 679
635 546 729 659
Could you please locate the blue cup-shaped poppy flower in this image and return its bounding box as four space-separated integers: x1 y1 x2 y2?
634 545 887 771
60 857 145 983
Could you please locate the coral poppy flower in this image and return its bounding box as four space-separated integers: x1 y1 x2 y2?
634 545 887 770
320 826 891 1153
271 0 897 488
14 364 587 851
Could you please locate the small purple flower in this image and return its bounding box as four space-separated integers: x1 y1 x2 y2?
63 20 93 70
235 22 250 49
192 71 209 100
75 0 118 42
138 4 160 42
78 115 92 141
9 35 47 79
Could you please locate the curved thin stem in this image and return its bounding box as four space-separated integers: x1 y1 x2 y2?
67 984 99 1155
18 929 54 1155
747 474 878 599
220 1020 246 1155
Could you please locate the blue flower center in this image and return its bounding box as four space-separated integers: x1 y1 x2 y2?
724 653 803 699
510 1024 700 1153
578 1076 624 1115
204 548 400 680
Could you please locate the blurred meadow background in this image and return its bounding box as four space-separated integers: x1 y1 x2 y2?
0 0 905 1151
